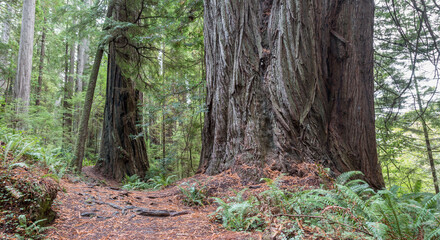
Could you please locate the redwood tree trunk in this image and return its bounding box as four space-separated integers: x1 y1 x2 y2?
95 0 148 180
0 3 12 93
36 18 46 106
14 0 36 115
63 42 75 145
199 0 384 189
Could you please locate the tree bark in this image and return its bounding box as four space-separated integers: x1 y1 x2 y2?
36 18 46 106
14 0 36 116
199 0 384 189
63 42 75 145
0 3 12 93
76 39 88 93
95 41 149 180
72 0 116 172
74 37 89 131
94 0 149 180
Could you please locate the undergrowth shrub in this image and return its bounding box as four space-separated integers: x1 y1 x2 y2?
212 171 440 239
0 126 61 239
122 174 154 190
179 181 208 206
15 215 53 240
211 189 265 231
0 126 69 178
148 174 177 189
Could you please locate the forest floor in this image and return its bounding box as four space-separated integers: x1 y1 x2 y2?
1 141 324 240
45 167 261 240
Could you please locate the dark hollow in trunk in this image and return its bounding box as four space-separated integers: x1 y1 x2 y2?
199 0 385 189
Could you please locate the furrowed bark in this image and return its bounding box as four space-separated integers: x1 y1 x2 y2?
36 18 46 106
94 0 149 180
199 0 384 189
14 0 36 119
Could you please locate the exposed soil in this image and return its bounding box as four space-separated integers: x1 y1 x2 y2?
46 163 324 240
0 140 326 240
46 167 258 240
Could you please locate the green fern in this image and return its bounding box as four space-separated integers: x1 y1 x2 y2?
211 190 263 231
336 171 364 185
211 171 440 239
179 181 208 206
122 174 153 190
148 174 177 189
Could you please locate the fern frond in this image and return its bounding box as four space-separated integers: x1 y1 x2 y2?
427 228 440 240
14 140 37 161
336 171 363 185
8 162 29 170
366 221 389 240
416 193 440 228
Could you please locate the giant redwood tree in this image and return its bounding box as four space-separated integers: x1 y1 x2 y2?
199 0 385 189
94 0 148 180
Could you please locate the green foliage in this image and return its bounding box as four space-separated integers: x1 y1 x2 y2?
0 126 69 178
15 215 53 240
121 174 153 190
179 181 208 206
212 171 440 239
148 174 177 189
211 189 264 231
374 0 440 193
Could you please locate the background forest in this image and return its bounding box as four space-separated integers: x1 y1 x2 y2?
0 0 439 196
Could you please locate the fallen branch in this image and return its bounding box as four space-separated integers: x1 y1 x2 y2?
135 208 190 217
106 202 124 210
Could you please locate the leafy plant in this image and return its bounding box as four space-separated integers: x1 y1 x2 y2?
122 174 153 190
148 174 177 189
211 189 264 231
179 181 208 206
15 215 53 240
211 171 440 239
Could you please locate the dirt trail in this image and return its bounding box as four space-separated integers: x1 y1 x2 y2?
46 167 256 240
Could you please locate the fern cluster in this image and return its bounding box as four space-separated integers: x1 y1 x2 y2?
148 174 177 189
211 189 264 231
212 171 440 239
179 181 208 206
121 174 154 190
0 127 69 178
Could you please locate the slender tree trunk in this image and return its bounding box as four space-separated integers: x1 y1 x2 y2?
199 0 384 189
94 0 148 180
63 42 75 145
74 38 89 131
72 0 116 172
0 3 12 93
76 0 91 94
14 0 36 117
36 18 46 106
1 4 11 43
76 39 88 93
414 79 439 193
162 102 166 162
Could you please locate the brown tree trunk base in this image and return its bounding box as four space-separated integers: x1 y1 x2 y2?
199 0 384 189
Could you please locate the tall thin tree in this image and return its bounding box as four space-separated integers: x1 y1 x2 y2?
14 0 36 118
